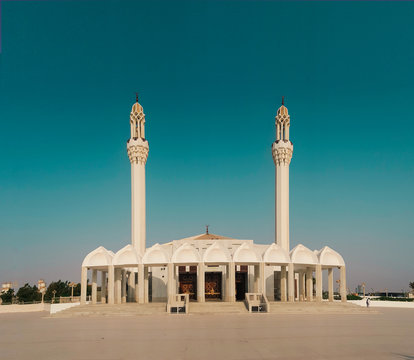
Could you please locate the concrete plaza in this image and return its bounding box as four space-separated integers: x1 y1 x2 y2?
0 308 413 360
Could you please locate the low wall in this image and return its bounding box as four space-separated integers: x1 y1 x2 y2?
349 299 414 308
0 303 51 313
50 302 81 314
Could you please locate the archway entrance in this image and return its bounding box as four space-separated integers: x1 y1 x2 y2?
205 272 222 300
178 266 197 300
235 266 248 301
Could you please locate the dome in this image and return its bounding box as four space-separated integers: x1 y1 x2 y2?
131 102 144 115
277 105 288 116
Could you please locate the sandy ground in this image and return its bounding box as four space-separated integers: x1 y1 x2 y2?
0 308 413 360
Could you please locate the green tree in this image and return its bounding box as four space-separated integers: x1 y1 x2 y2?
0 289 14 304
16 284 41 303
409 282 414 292
44 280 71 301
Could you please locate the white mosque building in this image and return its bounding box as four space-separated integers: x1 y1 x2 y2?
80 97 347 306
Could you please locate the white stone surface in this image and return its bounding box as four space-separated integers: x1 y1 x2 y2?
50 302 81 314
349 299 414 308
0 303 50 313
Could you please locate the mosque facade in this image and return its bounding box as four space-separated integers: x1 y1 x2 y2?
80 98 347 306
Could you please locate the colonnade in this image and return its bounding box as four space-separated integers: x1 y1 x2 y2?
81 263 347 305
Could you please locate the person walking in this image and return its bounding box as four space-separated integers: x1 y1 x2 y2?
366 298 370 308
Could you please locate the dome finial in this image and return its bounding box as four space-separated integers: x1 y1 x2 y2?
282 96 284 106
135 92 139 103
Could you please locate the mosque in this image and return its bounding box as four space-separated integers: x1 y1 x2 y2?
80 97 347 306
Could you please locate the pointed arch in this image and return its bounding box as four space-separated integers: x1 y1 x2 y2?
172 243 201 264
290 244 318 265
82 246 113 268
317 246 345 267
113 245 142 267
203 241 231 264
143 244 170 265
233 243 261 264
263 243 290 264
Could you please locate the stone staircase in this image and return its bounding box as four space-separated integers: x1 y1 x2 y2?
188 301 248 314
268 301 374 314
52 303 167 317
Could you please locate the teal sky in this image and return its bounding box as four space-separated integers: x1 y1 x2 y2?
0 0 413 292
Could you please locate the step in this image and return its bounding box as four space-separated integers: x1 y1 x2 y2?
189 301 248 314
268 301 374 314
52 303 167 317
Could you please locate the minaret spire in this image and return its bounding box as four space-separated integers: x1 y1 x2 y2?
127 95 149 255
272 100 293 251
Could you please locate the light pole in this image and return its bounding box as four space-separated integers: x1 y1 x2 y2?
52 290 57 304
361 282 366 298
69 282 76 302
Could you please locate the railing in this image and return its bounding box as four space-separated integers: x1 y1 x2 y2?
245 293 269 313
59 296 82 303
167 294 189 314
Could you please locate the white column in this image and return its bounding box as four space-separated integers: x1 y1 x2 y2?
167 263 175 301
227 262 235 302
280 265 287 302
253 265 259 293
306 268 313 302
101 271 107 304
197 262 205 302
128 271 135 302
108 265 115 304
288 263 295 302
328 268 334 302
91 269 97 305
80 266 87 305
315 264 322 302
121 269 127 303
299 272 305 301
259 262 265 295
115 268 122 304
138 264 145 304
340 266 347 302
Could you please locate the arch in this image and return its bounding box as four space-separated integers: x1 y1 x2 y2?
203 241 231 264
171 243 201 264
113 245 142 267
82 246 113 267
317 246 345 267
233 243 261 264
290 244 318 265
143 243 170 265
263 243 290 264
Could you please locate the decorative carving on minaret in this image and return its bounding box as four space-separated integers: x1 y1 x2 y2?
275 96 291 143
272 143 293 166
272 97 293 165
127 95 149 164
127 139 149 164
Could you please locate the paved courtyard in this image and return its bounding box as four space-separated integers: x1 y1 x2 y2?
1 308 413 360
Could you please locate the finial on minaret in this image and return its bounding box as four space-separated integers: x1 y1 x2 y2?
206 225 209 235
282 96 284 105
136 92 139 103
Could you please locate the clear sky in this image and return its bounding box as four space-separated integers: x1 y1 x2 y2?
0 0 413 293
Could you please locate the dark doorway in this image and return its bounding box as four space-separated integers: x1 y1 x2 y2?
178 266 197 301
235 271 247 301
205 272 222 300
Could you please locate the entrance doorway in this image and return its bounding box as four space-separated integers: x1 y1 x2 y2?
205 272 222 300
235 270 247 301
178 266 197 300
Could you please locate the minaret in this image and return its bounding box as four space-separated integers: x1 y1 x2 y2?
272 97 293 251
127 94 149 255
